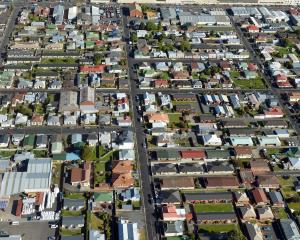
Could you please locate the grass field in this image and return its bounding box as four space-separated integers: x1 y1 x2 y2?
168 113 181 124
60 228 82 236
198 224 236 233
194 203 233 213
234 78 265 89
278 176 295 187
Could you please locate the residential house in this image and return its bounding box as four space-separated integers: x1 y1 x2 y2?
162 205 186 221
257 207 274 221
252 188 269 206
61 216 84 229
204 176 239 189
63 198 85 211
160 177 194 190
118 219 139 240
239 205 256 220
269 191 284 207
70 162 91 187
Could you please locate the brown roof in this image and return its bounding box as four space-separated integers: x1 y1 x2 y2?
71 168 82 183
252 188 268 204
234 147 252 156
257 174 280 188
205 176 239 189
112 160 132 174
250 160 270 173
161 177 194 189
112 173 134 188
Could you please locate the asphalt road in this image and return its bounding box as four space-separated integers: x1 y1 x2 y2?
122 10 158 240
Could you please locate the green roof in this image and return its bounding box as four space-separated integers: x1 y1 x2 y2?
205 149 230 159
47 24 56 29
94 192 113 202
23 134 35 147
156 150 180 159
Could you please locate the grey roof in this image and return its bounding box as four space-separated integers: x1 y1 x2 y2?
196 212 236 221
206 161 234 172
205 149 230 159
178 163 204 173
280 219 300 240
269 191 283 205
0 158 10 170
64 198 85 209
184 192 232 202
163 221 184 234
159 190 181 204
36 134 48 145
152 164 177 174
62 216 84 227
155 150 180 159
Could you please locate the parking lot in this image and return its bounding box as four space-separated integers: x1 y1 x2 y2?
0 222 56 240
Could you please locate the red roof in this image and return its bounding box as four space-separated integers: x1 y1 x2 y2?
181 150 206 159
252 188 268 204
80 65 105 73
247 25 259 31
277 81 292 88
15 199 23 216
276 74 287 82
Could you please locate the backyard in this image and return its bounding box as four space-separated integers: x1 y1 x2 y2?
194 203 233 213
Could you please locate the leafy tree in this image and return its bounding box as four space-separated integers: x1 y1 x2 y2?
282 38 292 48
81 145 94 161
139 22 146 30
228 229 247 240
160 72 169 80
179 40 191 51
146 21 157 31
94 55 102 65
131 32 137 42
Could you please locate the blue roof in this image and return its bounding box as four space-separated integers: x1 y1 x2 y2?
66 152 80 161
0 199 9 209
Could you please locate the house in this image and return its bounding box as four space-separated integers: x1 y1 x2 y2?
180 150 206 160
245 222 263 240
163 221 184 237
234 191 250 205
184 192 232 203
63 198 85 211
196 212 237 224
51 141 63 154
112 161 132 174
258 136 281 147
206 161 234 174
239 170 255 188
201 134 222 146
0 135 9 148
118 219 139 240
162 205 186 221
87 134 98 146
252 188 269 206
47 115 61 126
35 134 48 149
90 230 105 240
257 206 274 221
230 137 253 147
80 86 96 113
158 190 181 204
256 174 280 189
239 205 256 220
250 160 270 173
70 162 91 187
279 219 300 240
120 188 140 202
288 157 300 170
178 163 204 175
129 3 143 18
152 163 177 175
61 216 84 229
269 191 284 207
160 177 194 190
31 114 44 126
234 147 253 159
112 173 134 189
204 176 239 189
59 91 78 113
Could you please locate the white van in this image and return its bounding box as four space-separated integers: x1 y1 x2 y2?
11 221 19 225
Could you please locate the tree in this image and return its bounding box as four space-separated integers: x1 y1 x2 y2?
228 229 247 240
160 72 169 80
81 145 94 161
131 32 137 42
94 55 102 65
179 40 191 52
139 22 146 30
145 21 157 31
282 38 292 48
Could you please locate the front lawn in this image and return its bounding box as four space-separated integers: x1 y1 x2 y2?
281 186 298 199
272 207 288 219
60 228 82 236
168 113 181 124
63 192 85 199
194 203 233 213
278 176 295 187
234 78 265 89
198 224 236 233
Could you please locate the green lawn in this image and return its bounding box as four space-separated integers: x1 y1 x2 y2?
61 210 84 217
288 202 300 215
63 193 85 199
52 162 62 186
194 203 233 213
281 187 298 199
41 58 77 64
168 113 181 124
272 207 288 219
60 228 82 236
230 70 240 79
0 150 16 157
198 224 236 233
234 78 265 89
279 176 295 187
88 213 105 230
